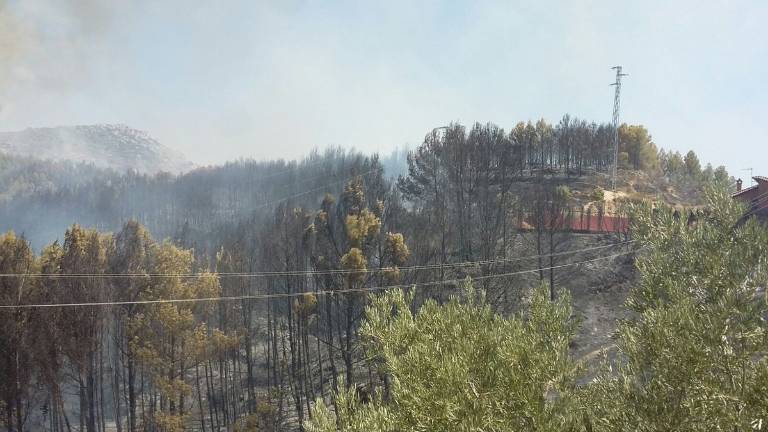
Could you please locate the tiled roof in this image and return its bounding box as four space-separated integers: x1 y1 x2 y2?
754 176 768 183
733 184 758 197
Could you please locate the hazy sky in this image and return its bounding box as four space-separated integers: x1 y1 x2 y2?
1 0 766 177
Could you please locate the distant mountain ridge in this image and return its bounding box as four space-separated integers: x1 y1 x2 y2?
0 124 193 174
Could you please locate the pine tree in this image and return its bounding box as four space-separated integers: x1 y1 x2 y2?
0 232 38 432
129 242 228 431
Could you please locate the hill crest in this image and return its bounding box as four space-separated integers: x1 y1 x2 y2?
0 124 193 174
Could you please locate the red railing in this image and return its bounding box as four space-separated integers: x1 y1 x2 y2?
520 209 630 233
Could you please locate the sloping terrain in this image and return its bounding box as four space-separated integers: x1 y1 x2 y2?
0 124 193 174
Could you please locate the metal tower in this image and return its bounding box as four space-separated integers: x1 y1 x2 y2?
610 66 628 191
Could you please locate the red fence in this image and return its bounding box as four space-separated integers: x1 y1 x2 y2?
520 209 630 234
568 213 630 233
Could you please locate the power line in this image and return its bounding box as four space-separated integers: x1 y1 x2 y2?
0 249 639 309
244 155 347 183
253 164 385 205
115 165 382 240
0 240 635 279
250 166 383 210
738 189 768 220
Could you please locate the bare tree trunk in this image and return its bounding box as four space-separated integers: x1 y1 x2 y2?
127 351 137 432
99 341 107 432
195 363 207 432
205 360 219 431
219 354 229 429
288 291 304 429
112 321 123 432
243 306 256 414
549 231 556 301
303 316 315 416
79 377 86 432
325 295 339 397
315 310 324 400
6 395 15 432
344 296 354 389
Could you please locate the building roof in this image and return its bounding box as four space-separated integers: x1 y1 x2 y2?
733 184 758 197
733 175 767 197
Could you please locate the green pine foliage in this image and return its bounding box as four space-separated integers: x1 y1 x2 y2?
618 124 659 171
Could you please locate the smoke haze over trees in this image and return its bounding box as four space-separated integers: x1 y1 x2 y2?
0 117 724 251
0 117 745 431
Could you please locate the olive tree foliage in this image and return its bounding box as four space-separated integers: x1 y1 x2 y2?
307 282 580 432
583 190 768 430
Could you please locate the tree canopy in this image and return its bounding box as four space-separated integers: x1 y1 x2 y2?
307 283 578 432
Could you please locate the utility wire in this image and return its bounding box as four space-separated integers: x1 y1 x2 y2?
252 164 383 203
250 167 383 210
0 249 639 309
0 240 635 279
186 166 382 217
738 189 768 220
243 156 346 183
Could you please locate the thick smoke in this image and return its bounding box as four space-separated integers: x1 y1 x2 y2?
0 0 124 110
0 1 29 89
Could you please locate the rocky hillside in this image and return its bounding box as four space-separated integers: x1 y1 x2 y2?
0 124 193 174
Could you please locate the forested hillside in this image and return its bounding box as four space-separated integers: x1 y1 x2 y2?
0 118 745 432
0 118 728 251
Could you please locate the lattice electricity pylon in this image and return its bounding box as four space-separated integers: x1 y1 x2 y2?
610 66 628 191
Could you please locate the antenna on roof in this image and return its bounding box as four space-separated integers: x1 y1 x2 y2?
743 168 754 186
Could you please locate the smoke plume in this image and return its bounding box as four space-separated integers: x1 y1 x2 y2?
0 0 123 108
